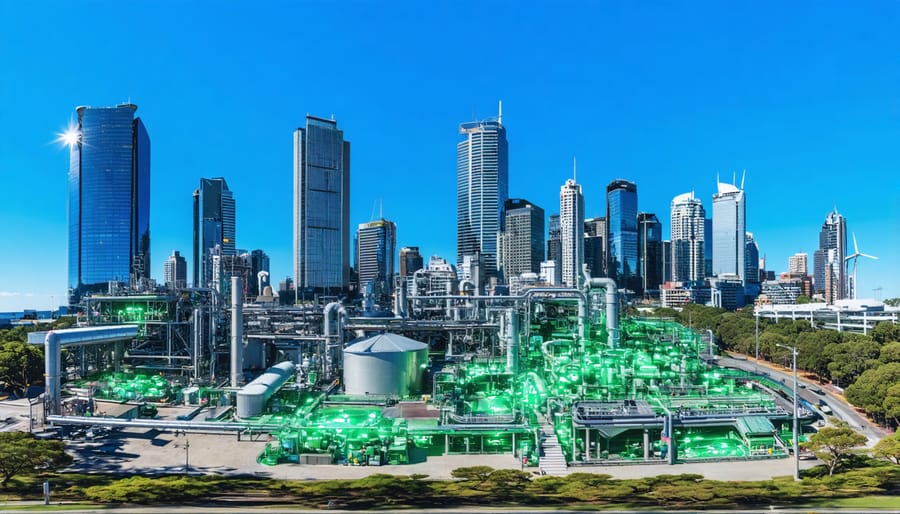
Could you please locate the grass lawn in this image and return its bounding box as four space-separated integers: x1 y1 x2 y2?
806 495 900 509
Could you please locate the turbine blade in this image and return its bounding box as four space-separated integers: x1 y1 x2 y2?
853 233 859 254
860 253 878 260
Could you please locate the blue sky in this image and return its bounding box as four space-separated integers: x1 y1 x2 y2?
1 1 898 311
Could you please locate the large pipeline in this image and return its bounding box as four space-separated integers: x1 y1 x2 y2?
28 326 139 416
323 302 348 378
230 276 243 388
581 267 619 348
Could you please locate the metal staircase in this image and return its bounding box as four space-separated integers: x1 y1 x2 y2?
539 421 568 476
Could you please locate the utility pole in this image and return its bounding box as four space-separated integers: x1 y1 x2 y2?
776 343 800 482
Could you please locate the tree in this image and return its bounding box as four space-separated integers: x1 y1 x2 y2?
872 321 900 345
796 295 811 304
824 337 881 387
805 423 867 476
885 298 900 307
872 432 900 465
845 363 900 423
879 342 900 365
0 341 44 395
882 383 900 428
450 466 494 483
0 432 71 486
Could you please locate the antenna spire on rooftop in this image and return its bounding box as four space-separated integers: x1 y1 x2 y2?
498 100 502 125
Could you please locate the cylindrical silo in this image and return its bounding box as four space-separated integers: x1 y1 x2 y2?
342 333 428 397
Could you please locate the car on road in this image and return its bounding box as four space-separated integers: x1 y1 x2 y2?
811 387 825 396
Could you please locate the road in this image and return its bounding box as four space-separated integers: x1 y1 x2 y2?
715 353 887 446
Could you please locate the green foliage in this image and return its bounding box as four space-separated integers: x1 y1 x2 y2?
825 337 881 387
872 321 900 345
0 341 44 394
882 383 900 428
796 294 811 304
873 433 900 465
0 433 72 486
879 342 900 364
450 465 494 482
885 298 900 307
845 363 900 424
806 423 868 476
81 475 218 504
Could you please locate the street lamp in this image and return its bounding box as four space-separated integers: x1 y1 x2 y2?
776 343 800 482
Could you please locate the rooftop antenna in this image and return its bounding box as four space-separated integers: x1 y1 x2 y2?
379 198 383 219
498 100 503 125
573 156 577 182
370 199 378 222
740 169 746 190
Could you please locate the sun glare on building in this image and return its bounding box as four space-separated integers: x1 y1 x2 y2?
57 125 80 148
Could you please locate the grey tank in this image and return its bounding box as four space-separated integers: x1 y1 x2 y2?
342 333 428 397
236 361 295 418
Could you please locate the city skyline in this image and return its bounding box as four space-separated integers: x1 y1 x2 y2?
1 2 898 311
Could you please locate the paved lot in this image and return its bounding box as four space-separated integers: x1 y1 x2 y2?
63 427 817 481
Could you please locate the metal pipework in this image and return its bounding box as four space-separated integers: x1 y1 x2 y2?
323 301 348 378
506 310 520 373
581 266 619 348
28 326 139 416
230 276 243 388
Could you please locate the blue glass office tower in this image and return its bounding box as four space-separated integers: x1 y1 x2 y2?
606 179 638 292
637 212 663 296
293 115 350 301
67 104 150 305
193 178 236 288
457 107 508 281
712 182 746 283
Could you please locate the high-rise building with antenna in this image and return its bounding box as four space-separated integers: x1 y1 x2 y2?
457 103 508 281
712 177 746 283
193 177 235 288
816 208 847 303
559 178 584 288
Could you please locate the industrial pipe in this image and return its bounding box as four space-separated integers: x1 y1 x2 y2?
581 267 619 348
230 276 243 388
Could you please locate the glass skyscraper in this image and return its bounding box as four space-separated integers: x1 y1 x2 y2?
816 208 847 303
712 181 746 282
293 115 351 301
637 212 662 296
606 179 638 291
193 177 235 288
67 104 150 305
497 198 545 281
356 219 396 302
457 109 508 281
584 217 606 279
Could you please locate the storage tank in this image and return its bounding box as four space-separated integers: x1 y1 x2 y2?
236 361 295 418
342 333 428 397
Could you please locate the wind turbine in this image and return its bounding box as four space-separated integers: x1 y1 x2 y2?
844 233 878 299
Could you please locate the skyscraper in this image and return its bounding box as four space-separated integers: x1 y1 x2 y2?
816 208 847 303
546 214 562 285
637 212 663 296
670 192 706 284
356 219 396 301
712 181 746 282
163 251 187 289
789 252 808 275
559 179 585 288
606 179 638 291
399 247 424 278
584 217 606 279
193 178 235 288
497 198 545 281
67 104 150 305
293 115 351 301
744 233 760 285
457 106 508 281
249 249 270 297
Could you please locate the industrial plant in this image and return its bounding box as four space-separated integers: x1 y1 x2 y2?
30 270 813 475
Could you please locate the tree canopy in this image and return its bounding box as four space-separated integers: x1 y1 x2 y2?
0 432 71 486
804 423 867 476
